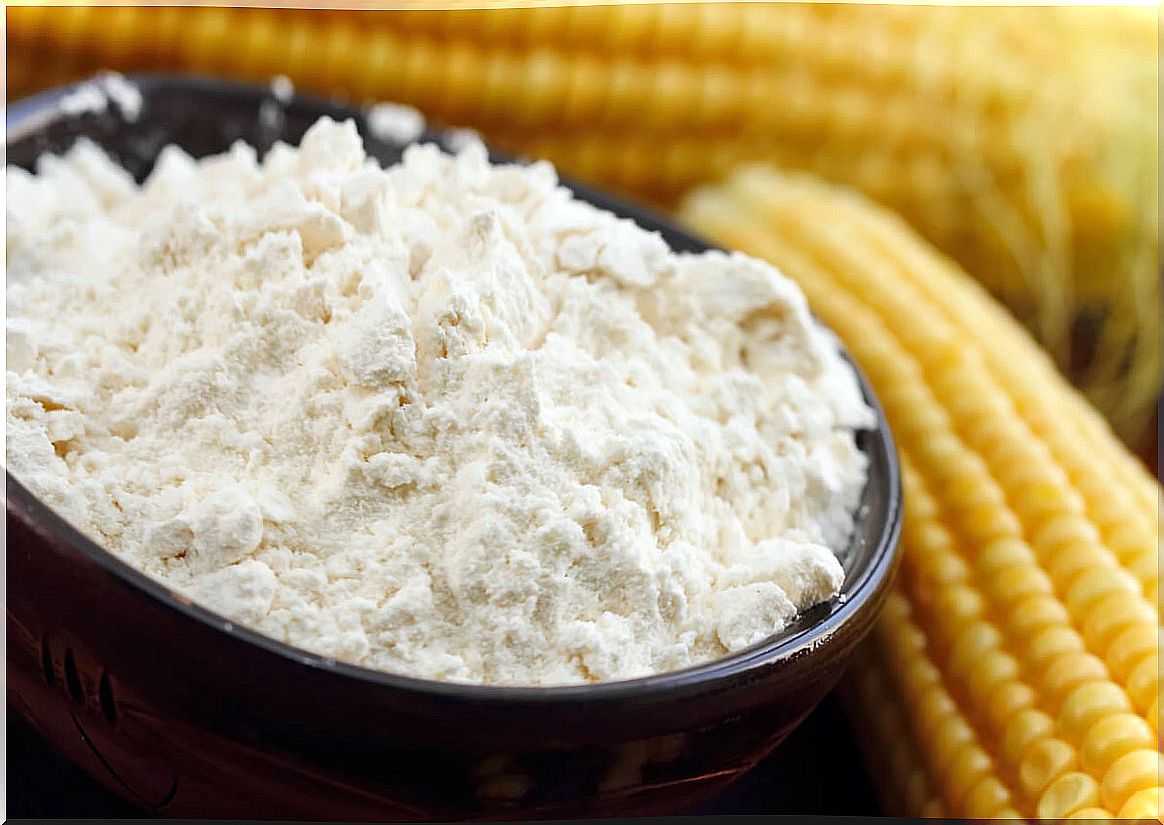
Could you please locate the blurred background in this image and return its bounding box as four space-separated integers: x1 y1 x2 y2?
6 3 1160 819
7 3 1159 468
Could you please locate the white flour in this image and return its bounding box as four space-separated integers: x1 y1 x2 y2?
5 117 873 686
57 72 143 121
365 101 426 145
270 75 295 104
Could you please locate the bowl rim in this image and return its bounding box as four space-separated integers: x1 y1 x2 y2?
5 73 903 704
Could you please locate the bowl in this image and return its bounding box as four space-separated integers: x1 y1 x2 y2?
6 75 903 821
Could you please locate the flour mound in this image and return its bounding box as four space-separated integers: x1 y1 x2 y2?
5 118 873 686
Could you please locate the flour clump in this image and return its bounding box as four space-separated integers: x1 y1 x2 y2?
5 117 874 686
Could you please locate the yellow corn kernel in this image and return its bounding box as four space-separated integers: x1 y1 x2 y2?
943 746 995 811
930 716 977 775
932 587 987 628
1037 771 1101 819
963 776 1015 819
1125 655 1160 711
1008 599 1074 645
1040 652 1109 707
1100 749 1163 812
947 622 1004 681
990 565 1055 607
1059 682 1133 741
1065 566 1141 616
1105 625 1159 681
976 535 1037 575
1035 515 1104 557
984 682 1037 732
1065 806 1114 819
965 650 1021 709
1117 786 1161 819
1083 593 1156 653
1045 542 1122 591
1001 709 1055 768
1018 738 1078 801
1029 625 1090 667
1080 714 1156 776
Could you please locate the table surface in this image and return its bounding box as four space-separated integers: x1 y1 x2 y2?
8 691 881 818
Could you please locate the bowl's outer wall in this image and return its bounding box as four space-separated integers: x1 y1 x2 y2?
6 76 903 820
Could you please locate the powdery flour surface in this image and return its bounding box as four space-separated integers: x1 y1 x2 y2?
6 118 873 686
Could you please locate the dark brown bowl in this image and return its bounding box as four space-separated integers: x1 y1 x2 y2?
6 75 903 821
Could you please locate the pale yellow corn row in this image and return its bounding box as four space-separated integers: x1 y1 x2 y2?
4 3 1158 452
678 167 1161 821
837 632 966 818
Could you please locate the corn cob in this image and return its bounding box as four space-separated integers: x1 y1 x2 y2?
6 3 1157 453
678 166 1161 821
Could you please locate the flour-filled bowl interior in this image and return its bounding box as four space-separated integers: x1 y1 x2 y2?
6 76 902 820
